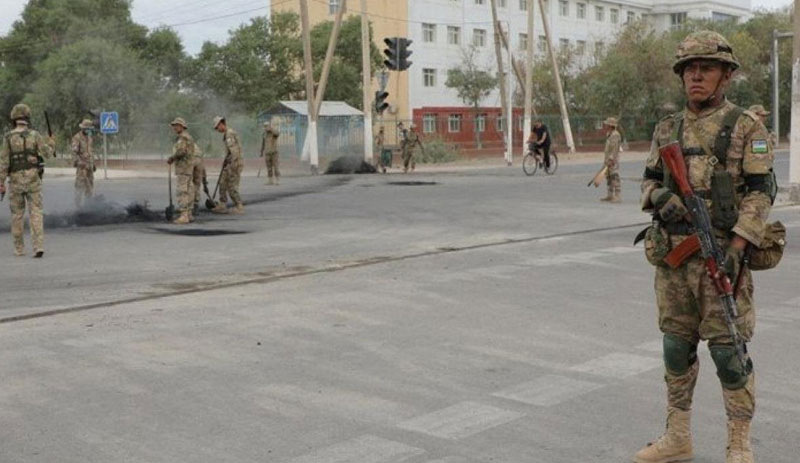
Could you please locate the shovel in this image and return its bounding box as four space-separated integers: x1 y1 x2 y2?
165 163 175 221
205 157 229 210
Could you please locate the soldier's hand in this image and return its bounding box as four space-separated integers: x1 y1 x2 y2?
167 157 174 165
93 165 97 173
0 183 5 195
652 188 687 223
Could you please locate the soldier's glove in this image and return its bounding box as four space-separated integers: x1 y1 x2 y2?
167 157 175 165
723 246 744 280
652 188 688 223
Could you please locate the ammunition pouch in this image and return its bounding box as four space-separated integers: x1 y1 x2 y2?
711 170 739 231
748 221 786 271
6 130 39 173
644 221 672 267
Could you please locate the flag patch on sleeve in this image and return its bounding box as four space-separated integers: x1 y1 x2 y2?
751 140 768 154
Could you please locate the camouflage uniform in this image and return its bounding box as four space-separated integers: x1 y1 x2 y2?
192 142 206 213
0 104 55 256
602 117 622 202
403 128 421 173
748 105 778 148
168 118 196 224
375 128 388 173
71 120 96 208
261 123 280 184
217 127 243 211
636 31 771 463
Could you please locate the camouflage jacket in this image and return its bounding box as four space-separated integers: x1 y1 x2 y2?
261 128 279 155
641 100 773 246
223 128 243 169
71 132 94 169
0 126 54 179
171 131 196 173
604 129 621 170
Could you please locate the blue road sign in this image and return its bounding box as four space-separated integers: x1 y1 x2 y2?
100 112 119 134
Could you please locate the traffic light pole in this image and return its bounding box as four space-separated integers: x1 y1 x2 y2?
361 0 374 164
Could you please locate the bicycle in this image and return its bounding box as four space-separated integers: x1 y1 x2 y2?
523 146 558 176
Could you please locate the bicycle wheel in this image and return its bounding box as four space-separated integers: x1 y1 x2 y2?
522 154 538 176
545 152 559 175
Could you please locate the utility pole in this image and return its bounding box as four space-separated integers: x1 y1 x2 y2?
314 0 347 116
506 45 513 165
490 0 509 160
523 0 534 150
360 0 373 163
773 30 793 144
791 0 800 187
299 0 319 173
538 0 575 153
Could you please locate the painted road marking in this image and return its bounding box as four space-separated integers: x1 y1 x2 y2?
570 353 662 378
397 401 523 440
492 374 604 407
288 435 424 463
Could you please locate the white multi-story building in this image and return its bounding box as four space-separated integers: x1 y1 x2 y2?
407 0 752 114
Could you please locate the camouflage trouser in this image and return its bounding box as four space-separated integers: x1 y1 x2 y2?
402 147 416 171
606 168 621 197
219 164 243 206
264 151 279 178
75 166 94 208
175 173 195 215
656 234 756 420
8 169 44 254
192 159 205 208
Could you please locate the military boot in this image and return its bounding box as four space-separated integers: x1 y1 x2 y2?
173 211 191 225
230 203 244 215
634 408 693 463
266 177 274 185
726 420 753 463
609 195 622 203
600 195 612 202
14 247 25 257
212 203 228 214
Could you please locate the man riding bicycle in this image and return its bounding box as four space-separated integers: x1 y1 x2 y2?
527 120 551 169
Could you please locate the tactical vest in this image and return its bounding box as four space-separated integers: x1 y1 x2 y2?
5 129 39 173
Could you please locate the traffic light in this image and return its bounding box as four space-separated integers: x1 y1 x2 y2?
383 37 413 71
375 91 389 114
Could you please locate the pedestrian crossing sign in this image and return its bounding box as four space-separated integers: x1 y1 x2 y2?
100 112 119 134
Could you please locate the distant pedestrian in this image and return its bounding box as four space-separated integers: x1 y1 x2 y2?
261 121 280 185
71 119 97 209
600 117 621 203
402 123 423 173
528 120 552 169
212 116 244 214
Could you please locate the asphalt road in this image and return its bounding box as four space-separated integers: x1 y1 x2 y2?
0 154 798 463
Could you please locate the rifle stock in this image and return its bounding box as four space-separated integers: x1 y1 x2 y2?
658 142 750 375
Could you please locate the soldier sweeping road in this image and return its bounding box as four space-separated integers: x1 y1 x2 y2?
0 103 55 257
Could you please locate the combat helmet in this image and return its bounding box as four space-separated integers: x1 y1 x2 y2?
673 30 740 74
10 103 31 122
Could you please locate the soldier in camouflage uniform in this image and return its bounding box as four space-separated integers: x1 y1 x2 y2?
71 119 97 209
635 31 773 463
0 104 55 257
167 117 196 225
192 141 206 215
600 117 622 203
748 105 778 148
212 116 244 214
402 123 422 173
260 121 280 185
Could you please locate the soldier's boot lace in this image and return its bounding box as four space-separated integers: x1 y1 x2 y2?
173 211 191 225
726 420 753 463
633 407 693 463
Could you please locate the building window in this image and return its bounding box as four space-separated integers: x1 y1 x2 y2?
447 26 461 45
329 0 340 14
449 114 462 132
559 38 569 52
423 68 436 87
610 8 619 24
422 23 436 43
671 12 687 28
473 29 487 47
712 11 737 22
577 3 586 19
519 33 528 50
538 35 547 53
595 5 604 21
498 0 507 6
475 0 485 4
627 11 635 23
595 41 604 55
476 114 486 133
496 116 505 132
559 0 569 16
423 114 436 134
576 40 586 55
519 0 527 11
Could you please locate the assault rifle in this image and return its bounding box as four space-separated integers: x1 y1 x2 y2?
659 142 751 375
40 111 54 179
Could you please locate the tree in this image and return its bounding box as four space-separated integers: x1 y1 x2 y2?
445 46 497 148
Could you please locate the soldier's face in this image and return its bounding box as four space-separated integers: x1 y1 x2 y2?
682 60 731 104
171 125 182 134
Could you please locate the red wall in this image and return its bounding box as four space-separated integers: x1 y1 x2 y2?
412 107 528 148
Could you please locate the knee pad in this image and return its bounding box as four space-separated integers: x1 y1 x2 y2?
709 344 751 390
663 333 698 375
